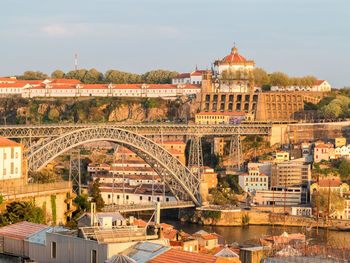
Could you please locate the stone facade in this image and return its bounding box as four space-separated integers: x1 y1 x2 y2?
198 90 322 122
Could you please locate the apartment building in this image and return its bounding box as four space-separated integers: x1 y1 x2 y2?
238 167 269 192
254 186 305 206
0 136 25 188
270 159 311 188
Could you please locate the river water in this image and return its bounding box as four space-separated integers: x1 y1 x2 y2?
164 220 350 247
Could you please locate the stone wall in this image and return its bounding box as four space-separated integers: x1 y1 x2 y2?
187 209 350 230
288 121 350 143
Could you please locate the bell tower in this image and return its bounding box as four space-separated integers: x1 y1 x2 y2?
201 70 213 93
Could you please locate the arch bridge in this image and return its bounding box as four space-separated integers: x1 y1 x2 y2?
1 123 271 206
27 127 202 206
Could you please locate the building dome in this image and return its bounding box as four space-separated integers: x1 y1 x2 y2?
222 46 247 63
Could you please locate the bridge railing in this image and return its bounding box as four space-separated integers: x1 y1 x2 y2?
102 200 195 212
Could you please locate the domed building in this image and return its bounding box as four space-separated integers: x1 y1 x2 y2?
214 45 255 93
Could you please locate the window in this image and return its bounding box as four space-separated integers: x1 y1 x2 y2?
91 249 97 263
11 148 14 158
157 197 160 202
11 163 14 174
126 195 129 200
3 168 6 176
51 242 56 259
3 153 6 160
148 196 151 201
166 197 169 202
140 196 143 200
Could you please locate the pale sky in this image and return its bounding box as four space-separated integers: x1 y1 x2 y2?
1 0 349 88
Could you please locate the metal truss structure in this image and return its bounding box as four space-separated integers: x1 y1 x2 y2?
69 149 82 195
27 127 202 205
0 123 271 139
229 135 243 171
188 136 203 179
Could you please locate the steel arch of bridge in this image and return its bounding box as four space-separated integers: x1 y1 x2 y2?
27 127 201 206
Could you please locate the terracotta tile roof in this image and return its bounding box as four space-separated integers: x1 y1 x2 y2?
0 77 16 82
49 78 81 84
316 80 326 85
174 73 191 79
0 136 20 147
318 179 344 187
133 219 147 227
148 248 217 263
0 221 47 240
0 83 26 88
201 234 218 240
160 223 174 230
163 229 177 240
190 70 206 76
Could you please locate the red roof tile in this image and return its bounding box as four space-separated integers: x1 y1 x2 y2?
318 179 344 187
222 46 247 63
316 80 326 85
201 234 218 240
0 221 47 240
148 248 217 263
0 136 20 147
174 73 191 79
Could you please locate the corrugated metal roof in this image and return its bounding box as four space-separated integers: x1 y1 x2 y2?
105 254 136 263
0 221 47 240
28 226 68 245
127 242 170 263
215 247 239 258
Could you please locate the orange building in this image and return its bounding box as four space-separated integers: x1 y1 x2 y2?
201 166 218 189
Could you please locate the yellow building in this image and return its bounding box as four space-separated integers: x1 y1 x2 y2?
195 112 246 125
274 151 289 162
335 137 346 148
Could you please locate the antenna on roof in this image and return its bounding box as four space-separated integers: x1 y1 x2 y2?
75 52 78 71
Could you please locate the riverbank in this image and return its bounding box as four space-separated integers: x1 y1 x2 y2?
181 209 350 231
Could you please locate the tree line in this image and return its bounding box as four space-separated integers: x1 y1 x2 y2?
13 69 179 84
254 68 318 89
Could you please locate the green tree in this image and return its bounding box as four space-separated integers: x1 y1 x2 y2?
269 72 290 87
312 190 345 218
17 71 48 80
83 68 103 84
48 108 60 121
92 178 105 211
65 69 88 81
338 159 350 181
51 70 65 79
254 68 270 87
4 201 44 224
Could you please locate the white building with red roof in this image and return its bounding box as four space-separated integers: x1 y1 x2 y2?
0 136 23 182
214 45 255 93
270 80 331 92
21 81 201 98
172 70 207 85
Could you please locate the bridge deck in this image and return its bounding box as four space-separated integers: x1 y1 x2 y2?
0 123 271 138
102 201 195 212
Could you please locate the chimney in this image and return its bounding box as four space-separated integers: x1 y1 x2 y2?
90 202 96 226
154 202 161 225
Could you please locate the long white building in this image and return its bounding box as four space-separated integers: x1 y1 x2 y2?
0 78 201 99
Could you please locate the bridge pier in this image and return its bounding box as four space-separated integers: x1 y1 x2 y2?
188 136 203 179
229 135 243 171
